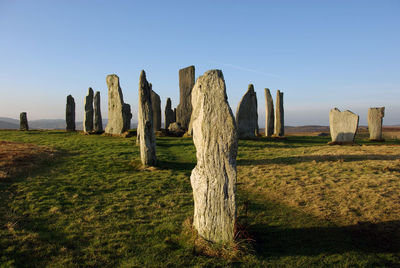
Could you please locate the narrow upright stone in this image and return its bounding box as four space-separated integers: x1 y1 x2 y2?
274 90 284 136
19 112 29 131
93 91 103 133
176 65 195 130
190 69 238 244
83 88 94 133
165 98 175 129
329 108 359 143
138 70 156 166
173 108 176 122
368 107 385 141
123 103 132 130
105 74 128 134
236 84 258 139
264 88 274 137
150 86 161 131
66 95 76 131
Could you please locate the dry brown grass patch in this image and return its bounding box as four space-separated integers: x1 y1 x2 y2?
238 144 400 226
0 141 55 180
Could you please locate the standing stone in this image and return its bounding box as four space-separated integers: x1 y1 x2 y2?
83 88 94 133
264 88 274 137
368 107 385 141
165 98 175 129
93 91 103 133
274 90 284 136
150 86 161 131
329 108 359 143
190 69 238 243
236 84 259 139
138 70 156 166
66 95 76 131
176 65 195 130
105 74 128 134
19 112 29 131
123 103 132 130
173 108 176 123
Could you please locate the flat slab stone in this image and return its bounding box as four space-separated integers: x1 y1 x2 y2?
264 88 274 137
176 65 195 130
368 107 385 141
236 84 258 139
190 69 237 244
105 74 128 135
66 95 76 131
138 70 156 166
329 108 359 143
20 112 28 131
150 87 161 131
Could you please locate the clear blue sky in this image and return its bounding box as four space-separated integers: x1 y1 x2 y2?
1 0 399 126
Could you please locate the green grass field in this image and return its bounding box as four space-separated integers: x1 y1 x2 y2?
0 130 399 267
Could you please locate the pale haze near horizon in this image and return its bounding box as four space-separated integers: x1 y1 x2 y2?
1 0 399 127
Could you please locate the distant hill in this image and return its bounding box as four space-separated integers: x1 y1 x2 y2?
0 117 137 130
285 125 330 133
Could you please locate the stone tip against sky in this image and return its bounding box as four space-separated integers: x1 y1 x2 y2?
0 0 399 126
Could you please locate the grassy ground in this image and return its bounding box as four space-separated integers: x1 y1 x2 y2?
0 130 399 267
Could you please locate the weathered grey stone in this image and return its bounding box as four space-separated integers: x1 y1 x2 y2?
83 87 94 133
105 74 128 135
264 88 274 137
123 103 132 131
165 98 175 129
150 86 161 131
274 90 284 136
19 112 28 131
329 108 359 143
176 65 195 130
167 122 185 137
368 107 385 141
93 91 103 133
173 108 176 122
66 95 76 131
236 84 258 139
190 69 238 243
138 70 156 166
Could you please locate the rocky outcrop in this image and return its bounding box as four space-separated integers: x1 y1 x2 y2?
368 107 385 141
329 108 359 143
236 84 258 139
19 112 28 131
264 88 274 137
94 91 103 133
105 74 128 135
150 86 161 131
83 88 94 133
190 69 238 243
165 98 175 129
66 95 76 131
274 90 284 136
176 65 195 130
138 70 156 166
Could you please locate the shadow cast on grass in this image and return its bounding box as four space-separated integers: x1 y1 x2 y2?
238 154 400 166
157 160 195 172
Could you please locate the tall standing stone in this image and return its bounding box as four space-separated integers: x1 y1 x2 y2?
83 87 94 133
264 88 274 137
329 108 359 143
368 107 385 141
94 91 103 133
123 103 132 130
173 108 176 122
105 74 128 135
19 112 29 131
150 86 161 131
165 98 175 129
138 70 156 166
176 65 195 130
274 90 284 136
236 84 259 139
66 95 76 131
190 69 238 244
